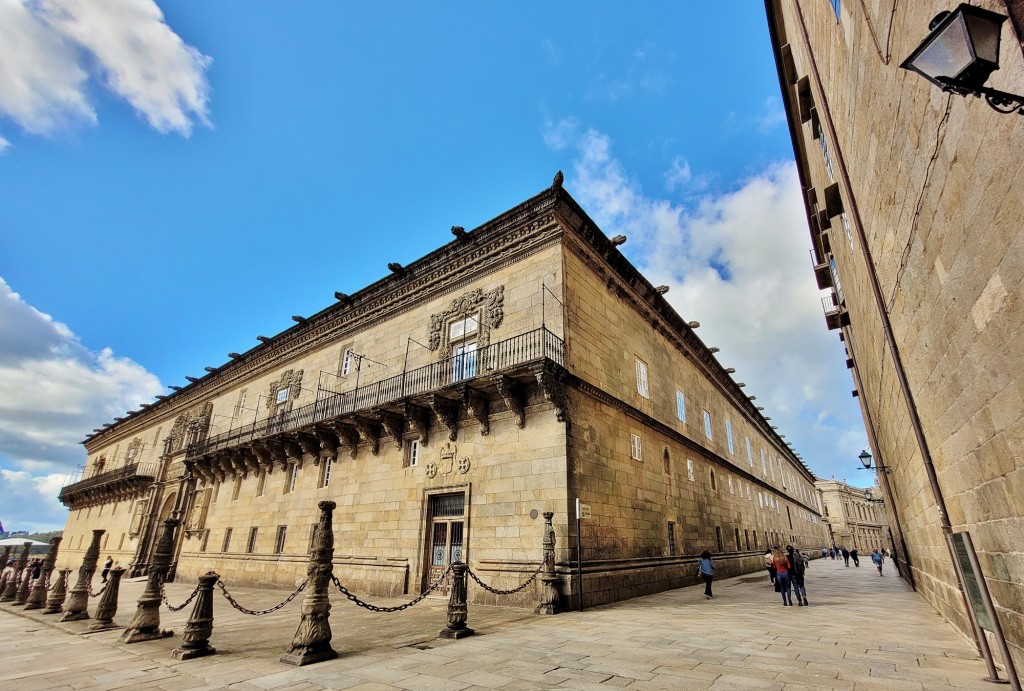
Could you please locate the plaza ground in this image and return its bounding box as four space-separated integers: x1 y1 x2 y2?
0 555 1001 689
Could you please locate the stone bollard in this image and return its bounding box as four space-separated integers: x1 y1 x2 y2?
535 511 562 615
89 567 126 632
44 569 72 615
171 573 218 660
281 500 338 666
14 562 34 605
1 542 31 603
0 546 11 590
121 518 179 643
25 536 62 610
439 562 474 639
60 530 105 622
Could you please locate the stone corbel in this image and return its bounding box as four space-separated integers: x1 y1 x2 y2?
215 454 235 480
493 375 525 428
375 411 405 450
535 366 567 423
263 440 291 471
251 442 275 473
331 421 360 460
295 433 321 466
463 386 490 435
353 417 381 456
313 426 337 462
227 450 249 479
403 402 431 446
240 448 260 476
430 394 459 442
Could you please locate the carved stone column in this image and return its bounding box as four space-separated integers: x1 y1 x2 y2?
14 560 34 605
281 501 338 666
0 542 31 602
439 562 474 639
60 530 104 621
0 546 11 590
25 536 62 610
43 568 72 614
89 566 126 631
120 518 179 643
536 512 562 615
171 573 218 660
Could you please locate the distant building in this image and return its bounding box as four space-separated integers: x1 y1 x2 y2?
59 176 826 608
815 479 887 552
767 0 1024 670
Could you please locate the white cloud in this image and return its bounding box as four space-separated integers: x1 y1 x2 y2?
0 0 211 146
664 156 692 192
0 470 69 533
0 277 163 530
557 127 868 482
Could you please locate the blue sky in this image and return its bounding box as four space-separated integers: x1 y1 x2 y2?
0 1 870 532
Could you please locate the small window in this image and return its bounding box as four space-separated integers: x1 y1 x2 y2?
232 476 242 500
746 437 753 466
747 485 752 501
221 528 233 553
662 448 670 475
118 533 125 550
710 469 717 491
635 359 649 399
200 530 209 552
285 464 298 494
687 459 695 482
675 390 686 422
319 458 333 488
276 388 289 405
449 316 479 340
211 480 220 503
745 529 751 550
703 410 713 439
341 347 354 376
761 449 768 476
234 389 248 417
734 528 741 551
630 434 642 461
726 419 734 454
275 526 287 554
758 492 764 509
256 470 267 496
667 522 677 556
246 526 258 553
408 439 420 467
728 476 734 494
715 526 723 552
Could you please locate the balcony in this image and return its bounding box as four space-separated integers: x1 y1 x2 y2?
810 249 833 290
59 461 160 508
821 294 850 331
186 327 565 476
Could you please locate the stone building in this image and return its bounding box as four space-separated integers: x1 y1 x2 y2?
58 176 826 608
815 479 887 553
766 0 1024 671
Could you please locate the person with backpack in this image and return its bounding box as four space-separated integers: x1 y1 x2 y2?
791 549 809 606
871 549 883 575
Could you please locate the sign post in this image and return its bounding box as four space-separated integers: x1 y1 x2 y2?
947 531 1020 689
575 498 590 611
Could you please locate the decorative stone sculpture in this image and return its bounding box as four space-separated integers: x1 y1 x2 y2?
43 568 72 614
281 501 338 666
24 536 62 610
89 566 126 631
171 573 219 660
439 562 474 639
60 530 104 621
0 542 30 602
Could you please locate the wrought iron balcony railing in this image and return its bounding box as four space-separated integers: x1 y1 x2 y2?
188 327 564 459
58 461 160 502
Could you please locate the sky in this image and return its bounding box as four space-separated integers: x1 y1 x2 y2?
0 1 871 533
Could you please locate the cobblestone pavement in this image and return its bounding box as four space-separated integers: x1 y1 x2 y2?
0 556 1002 689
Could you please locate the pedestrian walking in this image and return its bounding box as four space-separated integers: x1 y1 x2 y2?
763 548 776 586
101 555 113 583
851 548 860 567
699 550 715 599
773 548 793 606
821 547 828 559
791 549 809 606
841 546 850 566
871 549 883 575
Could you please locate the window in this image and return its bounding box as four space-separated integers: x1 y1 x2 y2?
745 529 751 550
285 464 298 494
667 523 677 556
211 479 220 503
118 533 125 550
726 419 734 454
761 449 767 476
703 410 713 439
234 389 247 417
710 469 717 491
635 359 649 398
200 531 209 552
746 437 753 466
686 459 695 482
256 470 267 497
630 434 642 461
734 528 741 551
758 492 764 508
675 390 686 422
408 439 420 467
276 388 289 405
728 476 734 494
221 528 233 553
319 458 333 488
232 476 242 501
246 526 258 553
747 485 752 500
769 458 776 482
450 317 479 382
275 526 287 554
341 347 354 375
753 530 759 550
662 448 671 475
830 0 841 21
715 526 723 551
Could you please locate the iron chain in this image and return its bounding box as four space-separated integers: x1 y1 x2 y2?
331 562 454 613
88 582 108 598
465 562 544 595
215 577 308 616
160 582 201 612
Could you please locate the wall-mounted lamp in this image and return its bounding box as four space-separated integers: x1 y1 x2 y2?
901 4 1024 114
864 489 884 505
858 449 892 475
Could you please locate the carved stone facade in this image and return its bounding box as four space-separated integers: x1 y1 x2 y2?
59 179 825 609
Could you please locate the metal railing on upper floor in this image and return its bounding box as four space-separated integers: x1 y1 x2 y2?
58 461 160 498
187 327 565 459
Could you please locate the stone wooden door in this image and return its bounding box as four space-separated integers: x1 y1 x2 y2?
425 492 466 595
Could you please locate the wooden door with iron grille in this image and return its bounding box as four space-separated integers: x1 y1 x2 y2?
424 492 466 595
